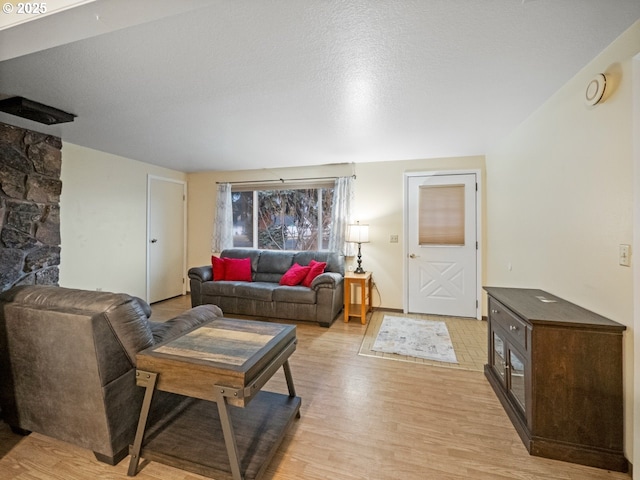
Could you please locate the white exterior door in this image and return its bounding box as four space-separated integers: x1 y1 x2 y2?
147 176 186 303
405 172 478 318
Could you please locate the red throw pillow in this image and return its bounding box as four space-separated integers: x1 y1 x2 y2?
211 256 252 281
224 257 252 281
280 263 311 286
302 260 326 287
212 255 226 281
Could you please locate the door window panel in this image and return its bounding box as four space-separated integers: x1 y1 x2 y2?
418 184 465 245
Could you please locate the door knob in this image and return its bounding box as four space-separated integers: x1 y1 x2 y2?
409 253 420 258
150 238 158 243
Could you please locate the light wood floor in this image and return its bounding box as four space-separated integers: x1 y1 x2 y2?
0 295 630 480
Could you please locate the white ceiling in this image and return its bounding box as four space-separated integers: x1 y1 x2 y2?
1 0 639 173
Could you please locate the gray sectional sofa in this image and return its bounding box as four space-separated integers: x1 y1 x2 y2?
0 285 223 465
188 248 345 327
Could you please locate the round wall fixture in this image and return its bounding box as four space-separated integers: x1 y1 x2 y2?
584 73 607 106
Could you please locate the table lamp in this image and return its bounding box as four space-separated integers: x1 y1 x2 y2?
346 221 369 274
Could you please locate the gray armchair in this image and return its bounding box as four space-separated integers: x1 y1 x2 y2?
0 285 222 465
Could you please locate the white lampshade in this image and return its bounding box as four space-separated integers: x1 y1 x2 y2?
346 223 369 243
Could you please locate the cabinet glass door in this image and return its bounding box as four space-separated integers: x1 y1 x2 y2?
509 349 526 411
492 331 506 384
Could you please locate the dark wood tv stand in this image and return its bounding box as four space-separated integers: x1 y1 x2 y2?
484 287 627 472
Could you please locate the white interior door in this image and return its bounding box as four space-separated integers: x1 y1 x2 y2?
405 172 478 317
147 176 186 303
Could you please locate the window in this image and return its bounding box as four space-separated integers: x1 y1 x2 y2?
418 184 465 245
231 185 334 250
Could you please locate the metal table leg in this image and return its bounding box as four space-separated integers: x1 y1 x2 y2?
282 360 301 419
127 371 158 477
216 386 244 480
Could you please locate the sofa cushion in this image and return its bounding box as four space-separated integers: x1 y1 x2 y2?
293 250 344 275
292 250 326 266
280 263 310 286
255 250 294 282
234 282 278 302
203 277 277 301
272 285 317 304
302 260 326 287
221 248 261 275
201 281 239 297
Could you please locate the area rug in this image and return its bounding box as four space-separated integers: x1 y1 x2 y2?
371 315 458 363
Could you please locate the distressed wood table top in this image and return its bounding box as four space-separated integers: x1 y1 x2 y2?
136 318 297 405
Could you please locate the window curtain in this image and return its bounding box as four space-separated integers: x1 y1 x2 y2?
328 176 355 256
212 182 233 252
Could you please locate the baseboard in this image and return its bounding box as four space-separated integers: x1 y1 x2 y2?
372 307 403 313
373 307 489 321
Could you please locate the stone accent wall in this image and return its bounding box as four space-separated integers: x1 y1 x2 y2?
0 122 62 293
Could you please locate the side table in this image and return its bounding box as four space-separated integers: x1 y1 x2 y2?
344 271 372 324
127 318 301 480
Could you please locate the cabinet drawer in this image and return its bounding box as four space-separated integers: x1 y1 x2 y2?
489 298 528 351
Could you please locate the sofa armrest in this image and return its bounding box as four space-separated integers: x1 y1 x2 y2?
188 265 213 282
149 304 223 344
311 272 343 289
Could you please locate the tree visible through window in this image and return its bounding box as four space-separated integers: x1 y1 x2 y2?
232 187 334 250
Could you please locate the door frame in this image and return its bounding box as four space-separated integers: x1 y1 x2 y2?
631 52 639 478
403 169 482 319
146 175 187 303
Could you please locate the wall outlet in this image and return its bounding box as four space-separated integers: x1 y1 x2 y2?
619 244 631 267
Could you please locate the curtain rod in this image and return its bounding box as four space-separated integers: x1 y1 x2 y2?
216 174 355 185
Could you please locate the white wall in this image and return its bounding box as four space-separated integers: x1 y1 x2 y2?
59 142 186 299
187 155 485 310
486 20 640 465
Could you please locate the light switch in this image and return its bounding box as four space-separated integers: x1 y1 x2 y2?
390 234 399 243
619 244 631 267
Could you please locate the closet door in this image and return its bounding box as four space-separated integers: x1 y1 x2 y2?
147 176 186 303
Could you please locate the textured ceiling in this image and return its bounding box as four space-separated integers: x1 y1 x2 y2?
1 0 639 173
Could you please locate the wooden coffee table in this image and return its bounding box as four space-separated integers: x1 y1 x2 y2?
127 317 301 480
